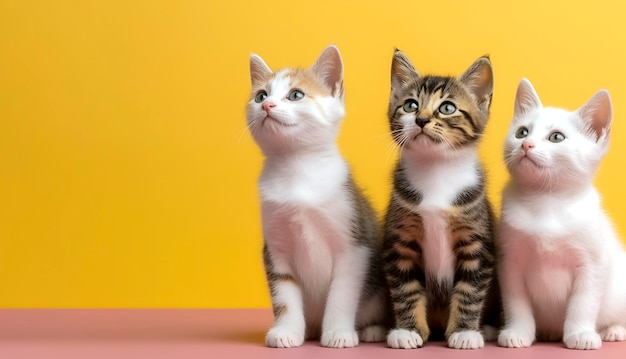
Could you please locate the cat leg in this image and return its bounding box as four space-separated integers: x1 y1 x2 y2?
562 265 603 350
600 325 626 342
382 218 429 349
264 248 306 348
498 245 536 348
265 275 306 348
445 249 493 349
385 268 429 348
320 246 369 348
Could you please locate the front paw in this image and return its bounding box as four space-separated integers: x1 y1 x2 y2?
387 329 423 349
321 329 359 348
564 331 602 350
600 325 626 342
448 330 484 349
498 328 534 348
265 326 305 348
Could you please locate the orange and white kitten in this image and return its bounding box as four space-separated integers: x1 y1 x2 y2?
246 45 388 348
498 79 626 350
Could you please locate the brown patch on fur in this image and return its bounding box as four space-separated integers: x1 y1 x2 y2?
412 296 431 341
394 242 419 260
460 258 481 272
445 296 462 337
280 68 332 99
391 211 425 246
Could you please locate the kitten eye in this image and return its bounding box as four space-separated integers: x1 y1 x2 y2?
548 131 566 143
515 127 529 138
403 99 419 113
287 89 305 101
255 91 268 103
438 101 457 115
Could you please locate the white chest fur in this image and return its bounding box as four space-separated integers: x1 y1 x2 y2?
499 185 616 334
259 152 353 297
401 153 480 284
501 186 601 242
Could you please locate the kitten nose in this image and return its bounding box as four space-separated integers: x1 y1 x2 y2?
522 140 535 153
416 117 430 128
262 101 276 113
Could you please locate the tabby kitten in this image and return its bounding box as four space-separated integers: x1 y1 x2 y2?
246 45 388 348
382 50 499 349
498 79 626 350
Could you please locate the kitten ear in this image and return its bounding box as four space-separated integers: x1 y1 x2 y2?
249 54 273 88
578 89 612 143
514 78 542 118
391 49 419 89
458 56 493 111
310 45 344 97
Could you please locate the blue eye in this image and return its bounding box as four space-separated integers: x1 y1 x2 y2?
403 99 419 112
548 131 565 143
255 91 267 103
515 127 529 138
288 89 305 101
438 101 456 115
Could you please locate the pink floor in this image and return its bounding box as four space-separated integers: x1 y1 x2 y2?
0 309 624 358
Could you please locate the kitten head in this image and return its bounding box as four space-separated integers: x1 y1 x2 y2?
246 45 345 156
504 78 612 190
388 50 493 160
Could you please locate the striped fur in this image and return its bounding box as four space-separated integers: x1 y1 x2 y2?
383 50 500 349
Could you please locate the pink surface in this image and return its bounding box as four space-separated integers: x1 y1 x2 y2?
0 309 624 358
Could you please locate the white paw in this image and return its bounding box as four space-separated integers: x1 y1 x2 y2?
265 326 305 348
498 328 533 348
600 325 626 342
448 330 484 349
387 329 423 349
360 325 386 342
321 329 359 348
564 331 602 350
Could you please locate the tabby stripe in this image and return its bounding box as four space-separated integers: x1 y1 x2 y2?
458 109 480 134
393 168 423 204
267 272 296 283
272 304 288 318
452 184 483 206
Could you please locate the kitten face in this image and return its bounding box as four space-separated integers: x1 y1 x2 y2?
388 51 493 159
246 46 345 155
504 78 612 190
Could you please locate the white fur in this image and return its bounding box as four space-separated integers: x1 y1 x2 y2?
387 328 424 349
248 46 384 348
448 330 485 349
498 79 626 350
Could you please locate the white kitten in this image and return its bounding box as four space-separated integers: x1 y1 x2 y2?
498 78 626 350
246 45 388 348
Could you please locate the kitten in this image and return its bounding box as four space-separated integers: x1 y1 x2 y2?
498 78 626 350
246 45 388 348
382 50 500 350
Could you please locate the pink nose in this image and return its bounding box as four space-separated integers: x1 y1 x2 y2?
262 101 276 113
522 140 535 153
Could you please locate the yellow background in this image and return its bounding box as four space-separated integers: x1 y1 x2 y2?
1 0 626 308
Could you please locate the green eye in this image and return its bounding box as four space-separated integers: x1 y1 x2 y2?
438 101 456 115
288 89 305 101
255 91 267 103
515 127 529 138
548 131 565 143
403 99 419 113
